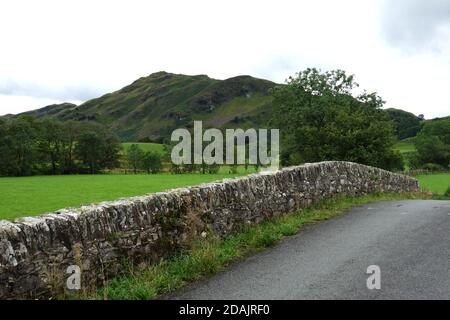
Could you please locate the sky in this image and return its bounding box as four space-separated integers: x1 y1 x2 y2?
1 0 450 118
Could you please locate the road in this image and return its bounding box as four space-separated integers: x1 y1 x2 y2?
167 200 450 300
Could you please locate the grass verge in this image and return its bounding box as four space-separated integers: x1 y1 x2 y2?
80 192 428 300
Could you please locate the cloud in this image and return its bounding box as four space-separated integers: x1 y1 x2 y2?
380 0 450 53
0 0 449 119
0 94 82 115
0 78 105 102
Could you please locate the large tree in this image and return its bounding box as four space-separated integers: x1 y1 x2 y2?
0 116 40 176
38 119 65 174
126 144 145 174
73 123 120 174
414 118 450 168
142 151 163 174
271 68 403 170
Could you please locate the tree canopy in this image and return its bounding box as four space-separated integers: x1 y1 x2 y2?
386 108 422 140
0 117 121 176
413 118 450 169
271 68 403 171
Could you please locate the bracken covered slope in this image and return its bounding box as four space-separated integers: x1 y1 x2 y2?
17 72 276 142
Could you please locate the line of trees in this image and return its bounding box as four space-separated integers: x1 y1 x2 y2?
124 143 224 174
0 116 121 176
125 144 163 174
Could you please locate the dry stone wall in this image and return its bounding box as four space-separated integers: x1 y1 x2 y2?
0 161 419 299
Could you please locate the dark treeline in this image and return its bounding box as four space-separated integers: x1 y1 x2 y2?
0 116 121 176
125 144 163 174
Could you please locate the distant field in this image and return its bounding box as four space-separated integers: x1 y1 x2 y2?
121 142 166 155
416 173 450 194
0 173 245 220
393 139 416 154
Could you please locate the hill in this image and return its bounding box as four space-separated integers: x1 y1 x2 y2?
386 108 422 140
15 72 275 142
8 71 448 143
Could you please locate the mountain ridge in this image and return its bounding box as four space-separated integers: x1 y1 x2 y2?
12 71 276 142
6 71 445 143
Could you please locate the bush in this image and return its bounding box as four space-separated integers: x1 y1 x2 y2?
421 163 445 172
445 186 450 197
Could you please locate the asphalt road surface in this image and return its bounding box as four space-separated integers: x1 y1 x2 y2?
167 200 450 300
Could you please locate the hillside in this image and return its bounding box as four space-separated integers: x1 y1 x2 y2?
16 72 275 142
386 108 422 140
9 71 447 144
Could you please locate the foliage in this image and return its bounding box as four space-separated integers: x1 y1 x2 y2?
120 142 166 156
0 116 39 176
142 151 163 174
75 125 120 174
421 163 446 171
386 108 422 140
126 144 145 174
271 68 403 171
0 117 120 176
445 186 450 197
413 118 450 168
13 72 275 142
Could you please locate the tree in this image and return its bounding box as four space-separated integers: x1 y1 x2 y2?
60 121 82 174
271 68 403 171
101 133 121 170
0 119 13 175
142 151 163 174
75 132 105 174
386 108 421 140
38 119 64 174
414 118 450 167
0 116 40 176
126 144 145 174
0 118 120 176
74 125 121 174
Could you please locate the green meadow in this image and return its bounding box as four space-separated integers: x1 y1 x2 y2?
393 139 416 154
416 173 450 195
0 173 245 220
1 139 447 221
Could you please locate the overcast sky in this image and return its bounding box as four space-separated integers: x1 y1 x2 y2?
1 0 450 118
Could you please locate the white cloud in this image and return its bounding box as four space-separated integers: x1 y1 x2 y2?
0 94 81 115
380 0 450 53
0 0 449 118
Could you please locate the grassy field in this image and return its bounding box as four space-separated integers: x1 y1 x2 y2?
393 139 416 154
0 173 245 220
416 173 450 195
120 142 166 155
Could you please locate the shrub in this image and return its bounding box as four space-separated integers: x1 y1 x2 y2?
421 163 445 172
445 186 450 197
